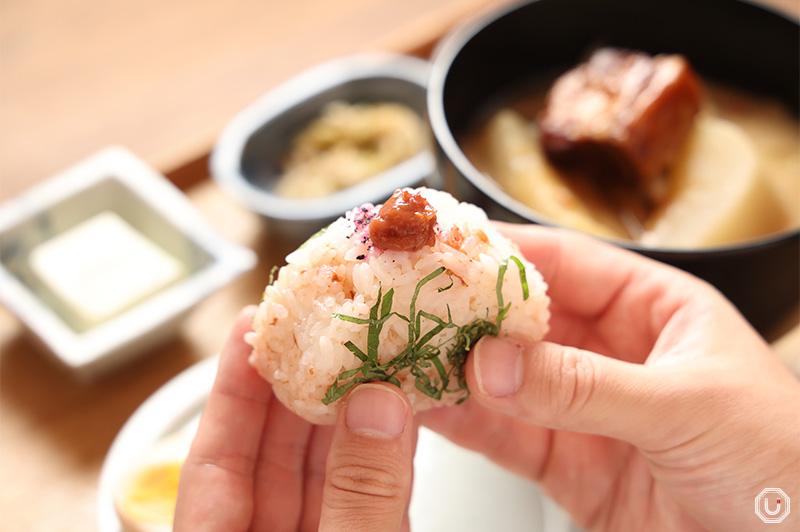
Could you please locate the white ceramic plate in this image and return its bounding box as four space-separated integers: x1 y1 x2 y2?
97 356 576 532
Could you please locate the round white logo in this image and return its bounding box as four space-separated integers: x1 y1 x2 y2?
755 488 790 524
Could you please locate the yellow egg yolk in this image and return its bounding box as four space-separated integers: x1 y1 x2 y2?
121 461 183 524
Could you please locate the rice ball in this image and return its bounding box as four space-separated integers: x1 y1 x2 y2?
246 188 550 424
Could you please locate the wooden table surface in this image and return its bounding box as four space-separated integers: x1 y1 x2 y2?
1 1 798 531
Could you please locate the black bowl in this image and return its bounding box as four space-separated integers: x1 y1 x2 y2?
428 0 799 336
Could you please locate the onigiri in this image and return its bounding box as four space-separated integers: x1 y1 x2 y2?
247 187 550 424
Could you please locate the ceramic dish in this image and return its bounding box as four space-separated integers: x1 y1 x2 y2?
0 147 257 379
211 53 437 238
97 356 577 532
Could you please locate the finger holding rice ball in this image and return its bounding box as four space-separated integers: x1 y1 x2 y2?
246 187 551 424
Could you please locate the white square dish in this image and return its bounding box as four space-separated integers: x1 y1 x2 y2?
0 147 257 379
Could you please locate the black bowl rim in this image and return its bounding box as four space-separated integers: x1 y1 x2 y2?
427 0 800 257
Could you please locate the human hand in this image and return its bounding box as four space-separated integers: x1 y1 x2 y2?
419 223 800 532
173 306 416 532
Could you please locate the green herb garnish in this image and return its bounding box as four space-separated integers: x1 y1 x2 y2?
259 264 281 306
322 256 529 405
268 265 280 286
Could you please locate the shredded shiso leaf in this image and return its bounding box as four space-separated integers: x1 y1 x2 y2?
267 265 280 286
322 256 529 405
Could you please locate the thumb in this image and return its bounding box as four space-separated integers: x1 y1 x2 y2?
468 335 670 448
319 383 414 532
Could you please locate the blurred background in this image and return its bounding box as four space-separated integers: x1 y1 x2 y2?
0 1 797 531
0 1 509 530
0 0 509 201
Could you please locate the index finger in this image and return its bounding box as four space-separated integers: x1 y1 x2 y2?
175 305 272 531
496 223 701 355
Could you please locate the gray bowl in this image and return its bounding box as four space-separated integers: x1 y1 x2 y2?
211 53 436 239
428 0 799 335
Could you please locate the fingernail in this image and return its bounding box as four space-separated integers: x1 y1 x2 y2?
346 384 407 438
474 336 522 397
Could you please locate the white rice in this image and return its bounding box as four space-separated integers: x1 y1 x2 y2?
246 187 550 424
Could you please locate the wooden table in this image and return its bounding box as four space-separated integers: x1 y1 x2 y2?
1 1 797 531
